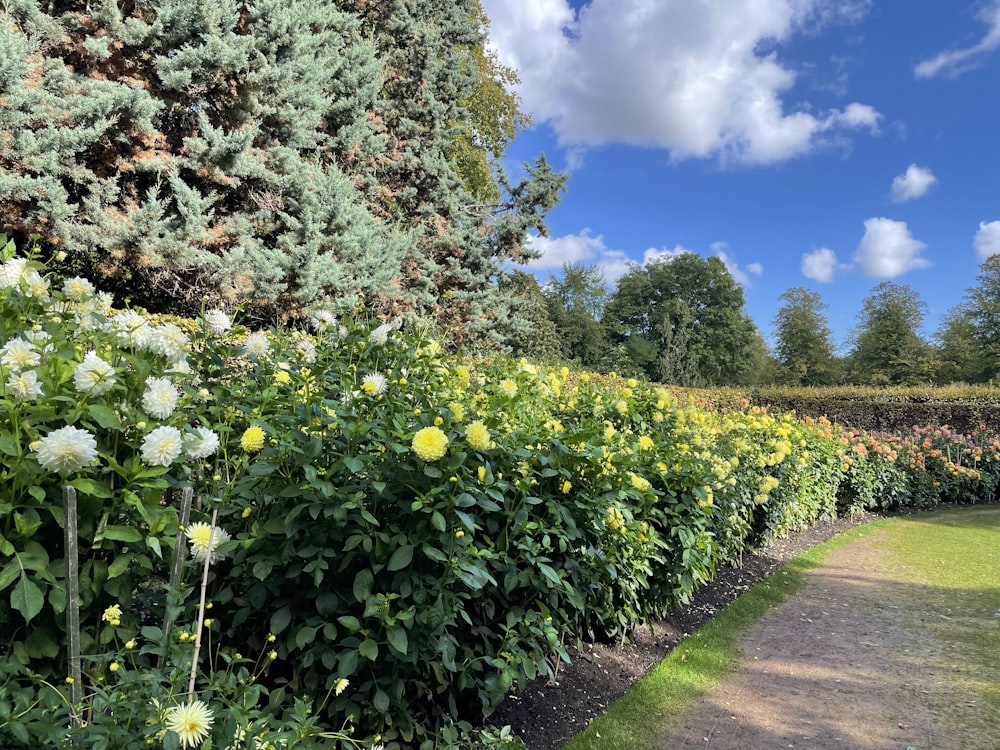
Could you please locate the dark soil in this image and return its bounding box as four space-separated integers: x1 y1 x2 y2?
485 512 884 750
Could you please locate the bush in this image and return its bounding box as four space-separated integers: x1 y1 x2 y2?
3 244 1000 748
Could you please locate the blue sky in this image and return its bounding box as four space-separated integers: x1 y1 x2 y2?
482 0 1000 351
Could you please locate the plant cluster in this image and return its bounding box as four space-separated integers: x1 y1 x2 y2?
2 246 999 749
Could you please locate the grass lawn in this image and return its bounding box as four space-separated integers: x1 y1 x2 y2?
562 507 1000 750
883 507 1000 744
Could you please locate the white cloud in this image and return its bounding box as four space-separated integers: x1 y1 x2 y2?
596 245 690 285
482 0 881 165
711 242 762 286
522 231 689 284
889 164 937 203
801 247 840 282
974 220 1000 260
520 232 765 287
523 229 607 269
851 218 930 278
915 1 1000 79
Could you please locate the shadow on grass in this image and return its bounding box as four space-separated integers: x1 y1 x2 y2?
561 508 1000 750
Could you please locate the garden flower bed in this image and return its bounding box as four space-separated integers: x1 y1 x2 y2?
1 242 998 749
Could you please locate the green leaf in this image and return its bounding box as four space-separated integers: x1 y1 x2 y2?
0 559 19 591
422 545 448 563
387 545 414 572
0 434 18 456
343 456 364 473
249 462 278 477
10 571 44 624
252 560 274 581
373 688 390 713
88 404 121 430
16 542 49 571
431 511 446 532
295 625 319 649
337 616 361 632
107 553 134 579
358 638 379 661
13 511 42 539
316 592 339 616
455 511 476 532
386 626 408 656
102 526 144 543
338 649 359 676
353 569 374 603
270 606 292 635
537 562 562 587
69 477 113 498
47 581 65 615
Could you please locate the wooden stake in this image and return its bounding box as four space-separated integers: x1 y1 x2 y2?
63 485 82 728
160 487 193 667
187 508 217 702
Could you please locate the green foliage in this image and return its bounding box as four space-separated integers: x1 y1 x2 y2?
3 249 1000 748
847 281 936 385
497 271 564 362
604 254 759 386
934 304 985 384
447 3 531 203
933 256 1000 385
543 262 612 368
966 255 1000 381
749 384 1000 435
772 287 839 386
0 1 562 347
1 0 406 315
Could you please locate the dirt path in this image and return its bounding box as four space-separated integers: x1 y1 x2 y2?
653 530 957 750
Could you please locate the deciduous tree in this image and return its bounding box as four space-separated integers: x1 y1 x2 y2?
772 287 839 385
604 254 758 385
934 305 984 383
965 254 1000 381
847 282 935 385
543 262 611 367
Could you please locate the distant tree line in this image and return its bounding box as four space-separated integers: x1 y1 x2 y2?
512 253 1000 387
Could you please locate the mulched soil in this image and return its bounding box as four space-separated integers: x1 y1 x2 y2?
485 511 885 750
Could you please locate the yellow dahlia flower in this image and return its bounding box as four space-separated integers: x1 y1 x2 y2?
465 420 491 451
412 426 448 461
241 425 265 453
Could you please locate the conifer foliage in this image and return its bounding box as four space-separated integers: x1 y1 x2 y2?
0 0 562 337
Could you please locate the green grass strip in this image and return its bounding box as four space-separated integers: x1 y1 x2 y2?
880 507 1000 745
562 520 889 750
564 507 1000 749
